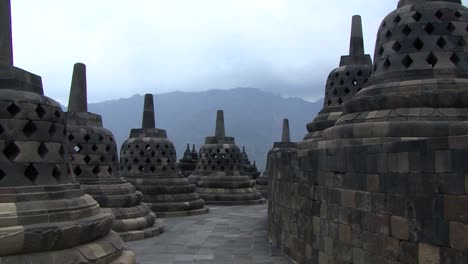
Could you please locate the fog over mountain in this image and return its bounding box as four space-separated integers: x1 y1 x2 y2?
86 88 322 170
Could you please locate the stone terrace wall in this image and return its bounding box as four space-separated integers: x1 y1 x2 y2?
268 136 468 263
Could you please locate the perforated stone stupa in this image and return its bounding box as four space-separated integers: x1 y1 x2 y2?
255 156 271 199
269 1 468 263
65 63 162 242
179 144 197 177
0 1 134 262
241 146 260 179
120 94 208 217
188 110 265 205
304 15 372 141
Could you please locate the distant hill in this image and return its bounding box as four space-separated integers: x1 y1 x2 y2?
87 88 323 170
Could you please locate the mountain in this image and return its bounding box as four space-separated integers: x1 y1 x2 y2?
87 88 323 170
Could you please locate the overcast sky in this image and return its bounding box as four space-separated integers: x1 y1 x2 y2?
9 0 468 104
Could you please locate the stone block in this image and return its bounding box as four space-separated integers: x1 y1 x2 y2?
444 195 468 222
418 243 440 264
400 241 418 264
397 152 410 173
338 224 352 243
319 251 329 264
341 189 356 208
449 221 468 251
435 150 452 173
391 216 409 241
367 174 380 192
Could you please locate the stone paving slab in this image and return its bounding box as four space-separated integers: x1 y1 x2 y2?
127 204 293 264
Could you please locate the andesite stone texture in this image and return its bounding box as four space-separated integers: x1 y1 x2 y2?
65 64 162 242
241 146 261 179
303 15 372 142
178 143 198 177
188 110 265 205
269 2 468 263
255 160 270 199
0 1 134 263
120 94 208 217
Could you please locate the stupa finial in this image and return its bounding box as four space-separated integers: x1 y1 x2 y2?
215 110 225 137
142 94 156 129
349 15 364 57
0 0 13 66
282 119 290 143
68 63 87 112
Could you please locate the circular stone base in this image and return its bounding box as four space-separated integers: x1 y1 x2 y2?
118 220 164 242
110 249 136 264
204 198 266 206
156 207 210 218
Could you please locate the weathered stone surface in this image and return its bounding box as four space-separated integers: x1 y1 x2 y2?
268 1 468 263
65 64 161 242
120 94 208 217
0 3 134 262
178 144 198 177
188 110 265 205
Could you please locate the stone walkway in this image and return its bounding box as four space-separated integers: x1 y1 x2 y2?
127 204 293 264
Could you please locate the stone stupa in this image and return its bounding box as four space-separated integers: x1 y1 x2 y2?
178 144 197 177
241 146 261 179
0 1 134 262
65 64 163 242
188 110 265 205
303 15 372 142
120 94 208 217
255 154 271 199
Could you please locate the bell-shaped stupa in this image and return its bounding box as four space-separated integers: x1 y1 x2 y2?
240 146 260 179
325 0 468 141
304 15 372 141
255 158 271 199
0 1 134 262
188 110 265 205
178 143 197 177
120 94 208 217
65 64 162 242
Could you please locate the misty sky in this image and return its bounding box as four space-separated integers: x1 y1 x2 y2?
9 0 468 103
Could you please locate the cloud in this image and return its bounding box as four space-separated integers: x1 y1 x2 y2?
9 0 468 103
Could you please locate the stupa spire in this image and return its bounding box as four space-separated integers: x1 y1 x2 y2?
0 0 13 66
349 15 364 57
142 94 156 129
281 119 290 143
68 63 87 112
215 110 225 137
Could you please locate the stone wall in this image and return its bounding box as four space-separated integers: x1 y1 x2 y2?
268 136 468 263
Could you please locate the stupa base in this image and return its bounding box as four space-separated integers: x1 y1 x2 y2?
156 207 210 218
118 220 164 242
0 231 135 264
203 198 266 206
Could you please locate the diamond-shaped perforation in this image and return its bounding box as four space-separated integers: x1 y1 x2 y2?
332 89 338 95
74 166 82 176
74 144 83 153
84 134 91 142
402 25 412 36
413 38 424 51
98 135 104 142
392 42 401 52
426 52 438 68
385 30 392 39
450 53 460 65
23 121 37 138
447 22 456 33
54 110 61 118
99 155 105 162
91 144 98 152
48 124 56 137
455 10 462 19
24 164 39 183
84 155 91 164
0 124 4 136
108 167 113 174
458 37 467 47
383 58 391 70
7 103 21 117
35 105 46 119
435 10 443 20
52 166 61 182
425 23 435 35
412 11 422 22
337 98 343 105
68 134 75 142
378 46 384 56
344 87 351 94
339 79 344 85
4 142 20 161
437 37 447 48
59 145 65 158
92 166 100 175
37 143 49 159
402 55 413 68
393 15 401 24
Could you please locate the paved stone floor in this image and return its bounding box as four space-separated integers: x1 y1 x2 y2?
127 204 293 264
